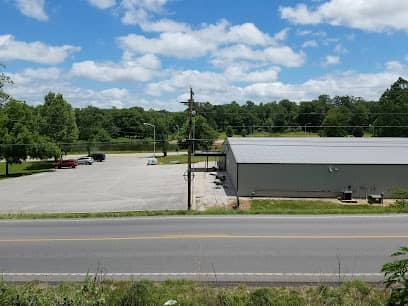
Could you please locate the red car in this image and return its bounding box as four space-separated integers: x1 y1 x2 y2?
55 159 77 169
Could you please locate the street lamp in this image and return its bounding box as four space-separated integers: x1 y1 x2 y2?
143 123 156 156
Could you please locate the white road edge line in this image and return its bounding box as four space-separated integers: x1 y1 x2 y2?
1 273 383 276
0 214 407 223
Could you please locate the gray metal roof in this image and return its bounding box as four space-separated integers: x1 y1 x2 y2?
226 137 408 164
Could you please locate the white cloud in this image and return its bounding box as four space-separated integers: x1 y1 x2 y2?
242 61 407 101
0 34 80 64
324 55 340 65
87 0 116 9
334 43 348 54
5 67 131 108
118 32 215 59
224 66 281 83
5 60 407 109
212 44 305 68
280 0 408 32
274 28 290 41
117 21 278 60
302 40 318 48
9 67 62 85
145 70 230 97
120 0 169 25
14 0 48 21
70 54 161 82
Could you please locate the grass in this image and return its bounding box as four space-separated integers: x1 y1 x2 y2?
250 199 408 214
0 279 391 305
156 154 217 165
0 161 55 180
0 200 407 220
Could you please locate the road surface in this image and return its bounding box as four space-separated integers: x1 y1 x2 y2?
0 215 407 282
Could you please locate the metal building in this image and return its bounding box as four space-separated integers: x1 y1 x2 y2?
223 137 408 198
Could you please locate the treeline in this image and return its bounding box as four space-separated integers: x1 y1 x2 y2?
1 77 408 174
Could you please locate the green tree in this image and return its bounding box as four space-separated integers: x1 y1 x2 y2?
375 77 408 136
39 92 78 154
76 106 111 155
225 125 234 137
181 115 217 150
0 100 58 176
320 107 350 137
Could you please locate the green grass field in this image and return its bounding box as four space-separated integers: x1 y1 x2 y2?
249 199 408 214
0 161 55 180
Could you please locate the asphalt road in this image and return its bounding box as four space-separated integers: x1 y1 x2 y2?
0 155 187 213
1 215 407 282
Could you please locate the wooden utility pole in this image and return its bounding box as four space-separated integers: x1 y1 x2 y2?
187 88 194 210
180 88 194 210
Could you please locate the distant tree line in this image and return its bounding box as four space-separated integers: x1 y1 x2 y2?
1 65 408 176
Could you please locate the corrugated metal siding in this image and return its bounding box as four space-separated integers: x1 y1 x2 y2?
238 163 408 198
228 137 408 165
224 143 238 193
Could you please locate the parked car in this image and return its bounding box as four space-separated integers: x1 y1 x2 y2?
77 156 94 165
55 159 77 169
89 153 106 162
147 157 158 165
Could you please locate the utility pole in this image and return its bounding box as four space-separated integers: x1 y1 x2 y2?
180 88 194 210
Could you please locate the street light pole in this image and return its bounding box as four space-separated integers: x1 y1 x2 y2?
143 123 156 156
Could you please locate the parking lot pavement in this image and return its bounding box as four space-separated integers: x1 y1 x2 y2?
0 156 187 213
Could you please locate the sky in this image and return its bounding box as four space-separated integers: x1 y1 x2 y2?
0 0 408 110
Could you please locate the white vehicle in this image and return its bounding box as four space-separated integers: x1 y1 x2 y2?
77 156 94 165
147 157 158 165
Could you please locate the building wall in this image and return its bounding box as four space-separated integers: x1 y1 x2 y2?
225 146 238 193
237 163 408 198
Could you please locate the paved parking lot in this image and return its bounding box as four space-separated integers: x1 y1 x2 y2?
0 155 187 213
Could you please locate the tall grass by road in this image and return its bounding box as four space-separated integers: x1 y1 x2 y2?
0 279 390 306
1 199 407 220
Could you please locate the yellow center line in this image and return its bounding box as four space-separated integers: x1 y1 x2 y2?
0 234 407 243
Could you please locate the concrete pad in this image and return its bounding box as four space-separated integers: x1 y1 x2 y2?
0 155 187 213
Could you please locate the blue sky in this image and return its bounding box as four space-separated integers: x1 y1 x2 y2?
1 0 407 110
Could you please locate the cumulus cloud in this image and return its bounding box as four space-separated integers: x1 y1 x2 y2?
302 40 318 48
70 54 161 82
324 55 340 65
211 44 304 68
118 20 304 70
87 0 116 9
280 0 408 32
242 61 407 101
9 67 62 85
120 0 169 25
0 35 80 65
14 0 48 21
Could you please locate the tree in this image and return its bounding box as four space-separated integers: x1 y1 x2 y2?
225 125 234 137
181 115 217 150
0 64 13 104
0 100 58 176
76 106 111 155
375 78 408 136
39 92 78 154
320 107 350 137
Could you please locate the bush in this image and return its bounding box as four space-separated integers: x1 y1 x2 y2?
382 246 408 305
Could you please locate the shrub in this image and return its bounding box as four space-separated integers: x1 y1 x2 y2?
382 246 408 305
